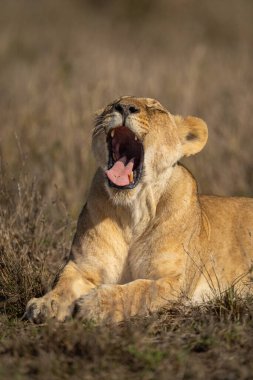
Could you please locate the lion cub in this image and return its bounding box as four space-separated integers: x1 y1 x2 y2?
26 96 253 323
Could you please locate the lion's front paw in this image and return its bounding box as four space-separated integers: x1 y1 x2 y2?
74 286 123 324
25 296 55 323
74 289 100 323
25 294 73 323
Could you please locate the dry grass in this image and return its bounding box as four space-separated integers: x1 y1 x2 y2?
0 0 253 379
0 296 253 380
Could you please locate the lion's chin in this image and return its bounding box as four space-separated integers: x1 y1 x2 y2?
104 180 141 205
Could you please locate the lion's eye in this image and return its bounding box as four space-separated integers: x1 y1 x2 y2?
147 106 167 114
129 106 139 114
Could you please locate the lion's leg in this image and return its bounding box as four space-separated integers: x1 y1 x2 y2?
74 276 182 324
26 198 129 323
26 261 98 323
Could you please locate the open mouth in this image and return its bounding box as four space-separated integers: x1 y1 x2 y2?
106 126 144 190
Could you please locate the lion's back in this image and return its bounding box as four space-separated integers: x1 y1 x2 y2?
200 194 253 259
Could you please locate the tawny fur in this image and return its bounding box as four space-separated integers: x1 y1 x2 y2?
26 96 253 324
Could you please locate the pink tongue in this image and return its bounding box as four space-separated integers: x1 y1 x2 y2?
106 157 134 186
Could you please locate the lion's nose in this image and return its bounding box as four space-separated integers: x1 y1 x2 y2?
113 103 140 120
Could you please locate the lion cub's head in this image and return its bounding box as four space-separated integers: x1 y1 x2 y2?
92 96 208 200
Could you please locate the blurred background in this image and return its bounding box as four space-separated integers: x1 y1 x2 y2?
0 0 252 218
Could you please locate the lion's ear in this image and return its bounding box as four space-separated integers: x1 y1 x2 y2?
175 115 208 157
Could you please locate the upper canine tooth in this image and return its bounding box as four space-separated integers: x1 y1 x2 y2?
134 136 137 141
111 130 115 138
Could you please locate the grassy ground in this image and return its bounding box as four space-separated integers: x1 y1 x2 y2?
1 296 253 380
0 1 253 378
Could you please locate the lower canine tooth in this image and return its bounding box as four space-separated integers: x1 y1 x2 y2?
129 172 134 183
